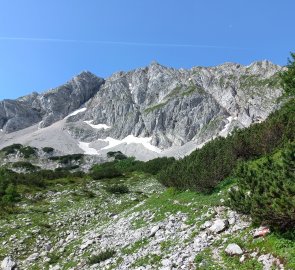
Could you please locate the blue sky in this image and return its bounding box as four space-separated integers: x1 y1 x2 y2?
0 0 294 100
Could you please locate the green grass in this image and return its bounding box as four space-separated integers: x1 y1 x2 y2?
240 74 281 92
131 217 148 229
144 102 168 114
194 248 223 270
245 232 295 269
132 253 162 267
122 239 149 255
133 187 221 224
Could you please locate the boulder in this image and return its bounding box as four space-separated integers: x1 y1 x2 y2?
1 257 16 270
26 253 39 263
208 219 229 233
149 225 160 237
225 243 243 255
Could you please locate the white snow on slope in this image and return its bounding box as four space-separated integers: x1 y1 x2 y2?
84 120 111 130
78 141 99 155
66 108 87 118
100 135 162 153
78 135 162 155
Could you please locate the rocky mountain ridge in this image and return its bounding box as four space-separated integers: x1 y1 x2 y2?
0 72 104 133
0 61 283 159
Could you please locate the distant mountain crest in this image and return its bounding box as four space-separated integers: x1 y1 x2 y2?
0 61 283 160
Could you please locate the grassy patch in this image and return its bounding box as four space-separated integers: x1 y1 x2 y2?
122 239 149 255
144 102 168 114
133 187 221 224
132 253 162 267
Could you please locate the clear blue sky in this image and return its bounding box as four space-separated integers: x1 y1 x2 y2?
0 0 294 100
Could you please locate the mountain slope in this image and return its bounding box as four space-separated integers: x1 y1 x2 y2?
0 61 283 160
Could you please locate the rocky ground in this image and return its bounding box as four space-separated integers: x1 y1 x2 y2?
1 172 292 270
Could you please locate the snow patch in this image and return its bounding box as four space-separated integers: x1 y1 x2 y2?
78 142 99 155
100 135 162 153
84 120 111 130
66 108 87 118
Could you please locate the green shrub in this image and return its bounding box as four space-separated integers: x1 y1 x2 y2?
1 144 23 155
114 157 143 173
0 169 20 205
158 137 235 192
0 144 37 158
139 157 175 175
19 146 37 158
229 142 295 231
88 249 116 265
12 161 39 171
42 147 54 154
49 154 84 165
107 151 128 160
106 184 129 194
91 161 123 180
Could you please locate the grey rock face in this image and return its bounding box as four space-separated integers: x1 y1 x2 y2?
0 71 104 132
0 61 283 153
68 61 283 149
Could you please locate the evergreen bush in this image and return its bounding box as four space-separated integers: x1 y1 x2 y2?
229 142 295 231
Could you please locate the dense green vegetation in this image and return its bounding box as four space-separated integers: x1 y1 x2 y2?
158 98 294 192
91 162 123 180
90 156 175 180
229 142 295 231
0 169 20 205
